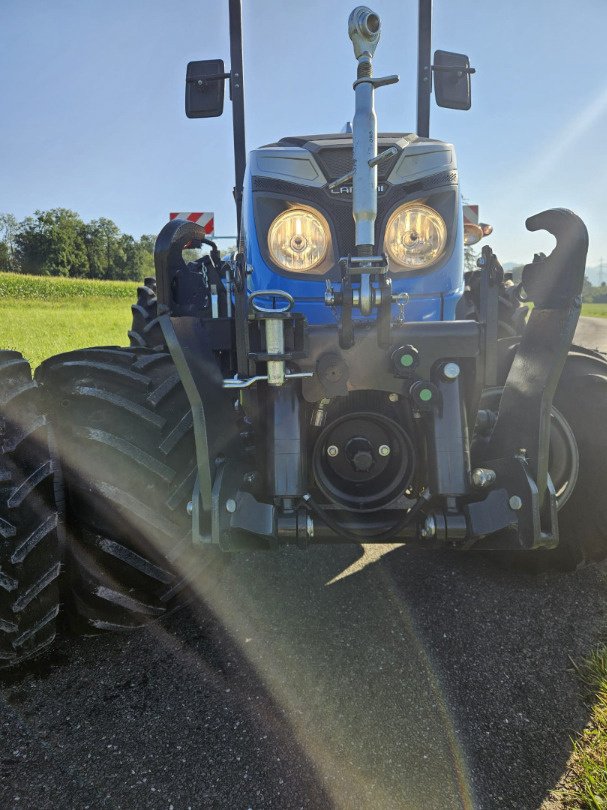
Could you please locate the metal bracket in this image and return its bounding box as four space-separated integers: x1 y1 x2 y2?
352 73 399 90
431 65 476 75
473 209 588 534
339 254 389 275
186 72 231 87
159 314 240 544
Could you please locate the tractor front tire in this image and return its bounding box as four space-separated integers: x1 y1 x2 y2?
550 349 607 568
459 273 528 337
37 347 224 632
488 347 607 572
0 352 62 670
128 277 165 350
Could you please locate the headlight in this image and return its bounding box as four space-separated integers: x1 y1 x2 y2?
384 202 447 270
268 207 329 273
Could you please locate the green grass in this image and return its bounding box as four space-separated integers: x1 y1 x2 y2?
581 304 607 319
0 271 138 300
552 647 607 808
0 272 138 368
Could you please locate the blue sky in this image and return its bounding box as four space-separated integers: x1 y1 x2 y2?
1 0 606 266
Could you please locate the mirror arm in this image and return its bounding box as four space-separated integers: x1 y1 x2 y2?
431 65 476 75
186 72 231 88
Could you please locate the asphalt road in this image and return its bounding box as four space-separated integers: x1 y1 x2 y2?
1 317 607 810
574 315 607 353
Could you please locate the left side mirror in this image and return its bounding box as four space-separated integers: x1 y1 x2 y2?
433 50 474 111
185 59 227 118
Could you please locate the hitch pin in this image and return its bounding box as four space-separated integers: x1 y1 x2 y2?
393 292 409 324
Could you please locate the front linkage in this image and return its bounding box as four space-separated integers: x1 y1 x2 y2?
154 204 588 554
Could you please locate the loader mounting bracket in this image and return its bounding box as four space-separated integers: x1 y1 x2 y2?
472 208 588 547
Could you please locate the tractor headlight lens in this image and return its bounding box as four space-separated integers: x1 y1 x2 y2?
384 202 447 270
268 207 329 273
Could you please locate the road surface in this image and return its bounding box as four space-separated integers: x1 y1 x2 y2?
1 317 606 810
574 315 607 353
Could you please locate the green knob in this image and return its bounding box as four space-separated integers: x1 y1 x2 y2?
400 354 414 368
419 388 433 402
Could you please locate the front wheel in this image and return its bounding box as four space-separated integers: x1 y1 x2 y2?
485 348 607 571
551 349 607 567
0 352 62 669
37 347 225 632
128 277 164 350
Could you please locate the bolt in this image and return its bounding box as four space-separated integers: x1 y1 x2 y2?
327 445 339 457
509 495 523 511
420 514 436 539
186 501 193 516
243 471 257 485
443 362 460 380
378 444 391 457
226 498 237 513
388 393 399 403
472 468 497 489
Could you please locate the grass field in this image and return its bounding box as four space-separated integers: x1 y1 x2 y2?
581 303 607 319
0 272 138 369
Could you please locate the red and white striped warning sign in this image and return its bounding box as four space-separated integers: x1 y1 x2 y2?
169 212 214 236
463 204 479 225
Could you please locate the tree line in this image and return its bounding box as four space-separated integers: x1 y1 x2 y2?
0 210 155 281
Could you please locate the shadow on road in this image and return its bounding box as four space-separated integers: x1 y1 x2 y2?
1 542 606 809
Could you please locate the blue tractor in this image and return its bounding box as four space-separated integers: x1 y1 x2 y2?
38 2 607 631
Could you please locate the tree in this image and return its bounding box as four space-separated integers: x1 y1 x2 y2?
15 209 89 276
0 241 9 271
0 213 18 271
136 234 156 279
84 218 124 279
3 210 157 279
464 245 478 273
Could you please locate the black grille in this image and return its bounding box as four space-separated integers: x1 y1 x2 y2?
315 145 400 183
315 148 354 181
422 170 457 189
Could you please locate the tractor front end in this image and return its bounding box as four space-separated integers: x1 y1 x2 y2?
35 2 607 635
147 5 587 555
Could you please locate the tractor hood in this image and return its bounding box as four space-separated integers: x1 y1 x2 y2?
250 132 456 190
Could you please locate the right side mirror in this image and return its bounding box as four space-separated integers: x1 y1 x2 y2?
185 59 227 118
433 50 474 111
